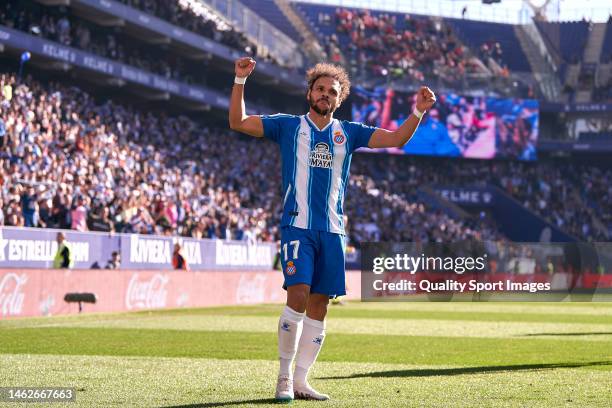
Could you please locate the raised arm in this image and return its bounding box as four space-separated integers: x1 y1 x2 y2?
368 86 437 148
229 57 264 137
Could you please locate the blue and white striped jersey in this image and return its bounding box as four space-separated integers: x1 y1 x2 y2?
262 113 375 235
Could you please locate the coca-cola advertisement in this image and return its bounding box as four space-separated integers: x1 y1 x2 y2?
125 273 170 310
0 272 27 316
0 268 362 318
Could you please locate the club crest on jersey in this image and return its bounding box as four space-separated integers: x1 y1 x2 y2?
286 261 297 276
309 142 332 169
333 131 345 145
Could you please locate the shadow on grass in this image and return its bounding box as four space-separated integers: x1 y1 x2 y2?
521 332 612 337
162 398 286 407
317 361 612 380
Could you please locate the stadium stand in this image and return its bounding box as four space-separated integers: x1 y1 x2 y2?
601 20 612 63
1 71 609 243
0 73 281 241
536 20 590 64
447 18 530 72
296 3 477 84
0 1 610 246
0 1 179 79
112 0 304 70
352 154 611 242
115 0 261 59
0 73 510 244
239 0 302 42
0 0 273 87
294 2 534 98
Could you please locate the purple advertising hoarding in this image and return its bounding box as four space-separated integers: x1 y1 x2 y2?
0 227 276 270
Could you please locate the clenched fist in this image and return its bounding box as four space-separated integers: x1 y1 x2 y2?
415 86 436 112
235 57 256 79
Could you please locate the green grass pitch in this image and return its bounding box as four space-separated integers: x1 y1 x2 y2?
1 302 611 407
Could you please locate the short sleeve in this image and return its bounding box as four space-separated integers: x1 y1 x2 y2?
343 121 376 153
261 114 295 144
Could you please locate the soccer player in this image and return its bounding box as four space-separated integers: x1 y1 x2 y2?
229 57 436 401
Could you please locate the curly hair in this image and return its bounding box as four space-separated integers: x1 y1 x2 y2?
306 63 351 103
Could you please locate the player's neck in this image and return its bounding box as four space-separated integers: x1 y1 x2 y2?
307 110 333 131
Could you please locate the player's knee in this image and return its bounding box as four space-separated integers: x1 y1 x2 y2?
286 285 310 313
287 296 308 313
306 295 329 320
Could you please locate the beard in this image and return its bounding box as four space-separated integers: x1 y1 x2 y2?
309 94 332 116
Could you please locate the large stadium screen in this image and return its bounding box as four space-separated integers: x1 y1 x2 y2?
352 86 539 160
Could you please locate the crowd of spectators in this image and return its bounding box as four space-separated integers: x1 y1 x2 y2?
0 72 609 244
497 162 611 241
1 1 181 79
478 40 510 78
0 0 274 84
0 72 507 245
116 0 259 58
352 155 611 242
0 73 281 241
305 7 536 98
327 8 487 86
345 173 504 243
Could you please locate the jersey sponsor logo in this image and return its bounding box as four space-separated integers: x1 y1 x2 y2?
309 142 332 169
333 131 345 145
286 260 297 276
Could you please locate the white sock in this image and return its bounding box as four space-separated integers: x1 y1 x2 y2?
294 316 326 385
278 305 304 378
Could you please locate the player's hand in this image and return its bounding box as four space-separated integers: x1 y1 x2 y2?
415 86 436 112
235 57 256 78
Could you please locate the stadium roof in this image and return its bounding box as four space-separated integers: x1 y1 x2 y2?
293 0 612 24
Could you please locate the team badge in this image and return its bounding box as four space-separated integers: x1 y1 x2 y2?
286 261 296 276
333 131 345 145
